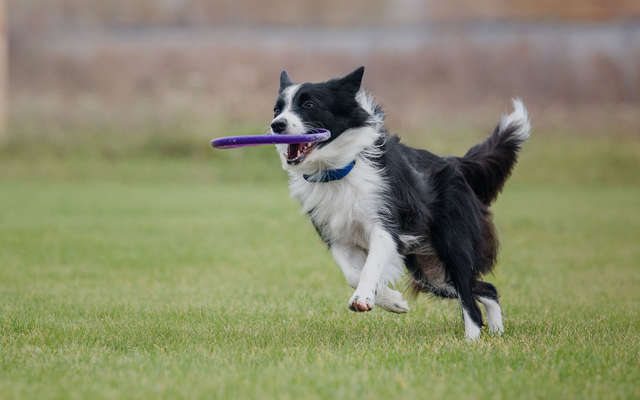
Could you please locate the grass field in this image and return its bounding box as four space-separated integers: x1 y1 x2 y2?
1 131 639 399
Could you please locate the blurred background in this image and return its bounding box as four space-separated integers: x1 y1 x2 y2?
3 0 639 162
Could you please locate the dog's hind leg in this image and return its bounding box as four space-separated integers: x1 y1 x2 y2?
453 273 484 341
474 281 504 335
430 225 484 339
430 182 486 339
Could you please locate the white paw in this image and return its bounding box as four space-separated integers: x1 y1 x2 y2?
348 291 375 312
376 288 410 314
465 324 482 341
463 308 482 341
479 297 504 335
488 319 504 335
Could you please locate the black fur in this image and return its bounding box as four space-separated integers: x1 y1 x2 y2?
275 67 369 146
458 124 524 205
371 136 508 327
368 109 529 328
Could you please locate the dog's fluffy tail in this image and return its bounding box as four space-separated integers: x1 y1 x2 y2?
459 99 531 205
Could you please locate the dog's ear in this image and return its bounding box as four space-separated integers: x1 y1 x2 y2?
336 66 365 94
279 70 293 92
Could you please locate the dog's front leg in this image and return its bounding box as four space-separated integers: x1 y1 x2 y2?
348 226 400 312
330 243 366 289
331 242 409 314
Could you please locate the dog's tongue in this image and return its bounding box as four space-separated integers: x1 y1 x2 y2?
287 144 299 160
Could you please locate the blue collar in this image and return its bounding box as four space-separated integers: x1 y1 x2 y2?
303 160 356 183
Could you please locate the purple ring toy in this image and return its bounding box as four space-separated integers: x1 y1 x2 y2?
211 129 331 149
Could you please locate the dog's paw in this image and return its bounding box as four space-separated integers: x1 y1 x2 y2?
465 328 482 342
376 288 410 314
488 320 504 336
348 292 375 312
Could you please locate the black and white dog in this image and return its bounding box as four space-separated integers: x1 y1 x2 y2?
271 66 530 340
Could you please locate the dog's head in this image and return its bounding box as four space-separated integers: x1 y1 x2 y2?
271 66 382 171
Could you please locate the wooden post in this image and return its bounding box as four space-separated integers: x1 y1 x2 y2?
0 0 6 139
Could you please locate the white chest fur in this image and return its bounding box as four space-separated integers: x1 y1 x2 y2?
287 158 387 248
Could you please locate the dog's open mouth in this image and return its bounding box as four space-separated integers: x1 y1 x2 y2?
285 142 317 165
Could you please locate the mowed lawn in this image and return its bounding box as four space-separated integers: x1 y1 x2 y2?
0 134 639 399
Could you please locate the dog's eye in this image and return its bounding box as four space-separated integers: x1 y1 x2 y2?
302 100 314 109
273 107 280 116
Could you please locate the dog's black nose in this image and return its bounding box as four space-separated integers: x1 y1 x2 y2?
271 120 287 134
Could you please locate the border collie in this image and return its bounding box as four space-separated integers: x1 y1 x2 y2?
271 67 530 340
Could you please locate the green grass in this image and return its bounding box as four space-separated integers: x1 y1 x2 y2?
1 131 639 399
